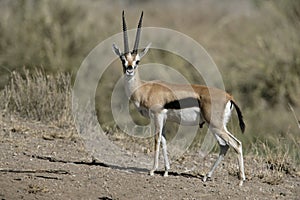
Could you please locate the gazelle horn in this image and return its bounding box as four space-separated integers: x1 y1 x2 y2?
122 10 129 54
133 11 143 54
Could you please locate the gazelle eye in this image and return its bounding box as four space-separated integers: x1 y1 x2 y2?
136 60 140 65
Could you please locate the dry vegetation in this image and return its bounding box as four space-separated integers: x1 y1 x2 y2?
1 68 73 127
0 0 299 189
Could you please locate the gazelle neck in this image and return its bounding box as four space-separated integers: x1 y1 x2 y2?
124 70 142 99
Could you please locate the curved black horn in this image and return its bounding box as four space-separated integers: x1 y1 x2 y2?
133 11 143 54
122 10 129 54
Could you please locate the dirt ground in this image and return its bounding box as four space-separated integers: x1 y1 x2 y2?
0 116 299 200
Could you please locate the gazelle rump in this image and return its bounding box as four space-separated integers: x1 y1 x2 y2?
112 11 246 186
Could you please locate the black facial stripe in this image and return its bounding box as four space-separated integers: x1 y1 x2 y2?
121 58 126 66
164 97 200 109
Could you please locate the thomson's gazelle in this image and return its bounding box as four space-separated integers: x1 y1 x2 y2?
112 11 246 186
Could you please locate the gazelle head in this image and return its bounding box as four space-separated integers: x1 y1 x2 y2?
112 11 151 76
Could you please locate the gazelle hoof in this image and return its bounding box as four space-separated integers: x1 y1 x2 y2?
203 175 211 182
149 170 155 176
239 180 244 186
163 171 168 177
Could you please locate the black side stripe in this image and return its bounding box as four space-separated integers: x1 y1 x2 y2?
163 97 200 109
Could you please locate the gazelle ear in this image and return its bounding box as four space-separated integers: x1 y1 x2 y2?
112 43 122 56
138 43 151 59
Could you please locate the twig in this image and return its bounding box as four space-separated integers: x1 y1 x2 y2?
288 103 300 129
0 168 69 174
28 154 109 167
35 175 62 180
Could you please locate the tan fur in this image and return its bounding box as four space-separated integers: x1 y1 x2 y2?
125 53 137 66
130 79 232 123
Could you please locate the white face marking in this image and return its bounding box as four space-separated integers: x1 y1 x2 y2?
135 54 140 62
132 60 137 67
132 55 140 69
125 69 134 76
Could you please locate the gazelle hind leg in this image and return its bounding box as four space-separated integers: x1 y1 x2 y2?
203 127 245 185
226 132 245 186
223 100 245 185
236 142 245 186
203 144 229 182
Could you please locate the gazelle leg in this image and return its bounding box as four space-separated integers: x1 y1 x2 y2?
237 142 245 186
227 131 246 186
203 144 229 182
225 132 245 186
161 133 170 176
149 129 161 176
150 113 165 176
210 128 245 186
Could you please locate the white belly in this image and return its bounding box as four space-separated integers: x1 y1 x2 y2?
133 100 204 126
166 107 203 126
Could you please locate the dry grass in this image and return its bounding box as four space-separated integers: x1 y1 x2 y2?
247 140 297 185
0 68 73 128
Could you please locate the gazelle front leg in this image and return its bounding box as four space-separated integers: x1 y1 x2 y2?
149 112 166 176
149 129 161 176
161 130 170 176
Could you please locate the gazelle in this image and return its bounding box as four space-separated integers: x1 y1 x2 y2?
112 11 246 186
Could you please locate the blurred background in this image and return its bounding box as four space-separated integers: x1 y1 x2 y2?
0 0 299 161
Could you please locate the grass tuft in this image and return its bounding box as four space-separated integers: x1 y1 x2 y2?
0 68 73 128
247 139 298 185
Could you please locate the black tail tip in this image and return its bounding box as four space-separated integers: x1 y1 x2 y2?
231 100 246 133
240 122 246 133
